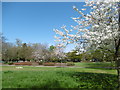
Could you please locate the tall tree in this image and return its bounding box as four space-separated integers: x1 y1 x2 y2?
32 43 50 62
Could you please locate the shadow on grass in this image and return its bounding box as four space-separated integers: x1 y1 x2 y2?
55 71 117 88
76 62 116 70
83 67 116 70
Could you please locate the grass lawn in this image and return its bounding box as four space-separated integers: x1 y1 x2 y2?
2 62 118 88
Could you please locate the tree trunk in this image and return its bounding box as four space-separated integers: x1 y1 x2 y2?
117 69 120 90
115 38 120 89
116 58 120 89
116 2 120 87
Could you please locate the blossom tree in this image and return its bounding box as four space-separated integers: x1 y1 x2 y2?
32 43 50 62
54 44 66 61
54 0 120 88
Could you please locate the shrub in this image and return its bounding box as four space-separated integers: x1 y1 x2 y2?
67 62 75 66
39 62 43 65
8 62 13 65
3 62 8 64
43 62 55 66
38 60 45 65
13 62 32 65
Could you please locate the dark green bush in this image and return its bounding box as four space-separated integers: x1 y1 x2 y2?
39 62 43 65
3 62 8 64
8 62 13 65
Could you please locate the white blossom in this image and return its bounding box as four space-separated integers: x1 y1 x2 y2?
53 0 119 54
81 8 86 11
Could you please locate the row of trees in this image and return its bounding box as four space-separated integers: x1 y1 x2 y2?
65 47 115 62
1 35 116 63
1 36 115 63
1 36 66 63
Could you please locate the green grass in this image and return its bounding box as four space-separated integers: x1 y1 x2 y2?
2 65 117 88
2 66 116 74
2 70 117 88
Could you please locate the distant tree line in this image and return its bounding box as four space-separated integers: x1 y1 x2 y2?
1 34 117 63
1 35 66 63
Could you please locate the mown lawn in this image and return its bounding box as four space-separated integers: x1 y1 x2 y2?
2 63 118 88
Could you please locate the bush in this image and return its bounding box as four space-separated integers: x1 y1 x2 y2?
8 62 13 65
39 62 43 65
3 62 8 64
13 62 32 65
67 62 75 66
43 62 55 66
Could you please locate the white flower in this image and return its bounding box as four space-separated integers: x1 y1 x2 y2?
57 43 65 47
70 29 73 32
81 8 86 11
93 25 99 28
85 17 89 20
54 36 60 39
68 34 75 37
72 18 77 20
93 6 97 9
98 41 101 43
73 6 76 9
54 29 64 36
